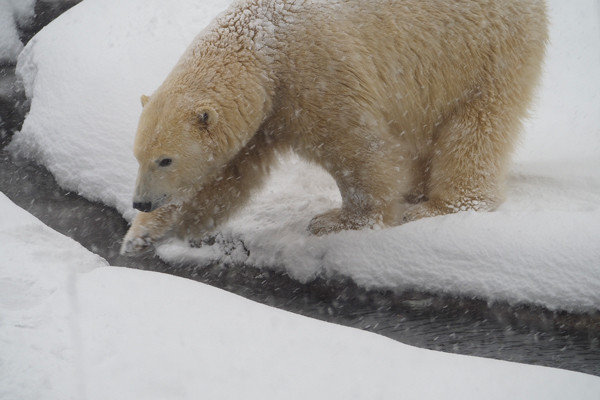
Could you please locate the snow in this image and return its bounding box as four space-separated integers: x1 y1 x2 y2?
0 0 35 63
0 0 78 64
7 0 600 311
1 192 600 399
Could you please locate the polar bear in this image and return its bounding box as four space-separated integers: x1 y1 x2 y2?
121 0 548 255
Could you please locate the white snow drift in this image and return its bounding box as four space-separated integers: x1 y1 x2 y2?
1 192 600 399
8 0 600 311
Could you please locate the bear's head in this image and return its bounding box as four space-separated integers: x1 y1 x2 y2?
130 91 222 212
130 43 273 213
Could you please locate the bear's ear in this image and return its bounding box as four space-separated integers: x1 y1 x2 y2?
196 107 218 128
140 95 150 107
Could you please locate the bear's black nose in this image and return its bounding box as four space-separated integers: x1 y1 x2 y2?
133 202 153 212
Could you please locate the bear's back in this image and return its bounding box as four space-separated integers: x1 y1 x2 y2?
259 0 547 146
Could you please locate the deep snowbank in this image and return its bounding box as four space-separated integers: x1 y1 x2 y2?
8 0 600 311
1 192 600 399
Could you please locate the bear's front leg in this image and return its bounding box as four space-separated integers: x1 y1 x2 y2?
307 150 408 236
120 205 179 255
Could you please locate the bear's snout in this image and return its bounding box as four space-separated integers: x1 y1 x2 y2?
133 201 153 212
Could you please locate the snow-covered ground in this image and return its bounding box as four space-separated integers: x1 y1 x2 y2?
2 0 600 397
6 0 600 313
2 192 600 399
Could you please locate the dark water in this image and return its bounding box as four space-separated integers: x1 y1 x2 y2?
1 1 599 377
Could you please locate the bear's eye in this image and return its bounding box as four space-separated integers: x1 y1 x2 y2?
158 158 172 167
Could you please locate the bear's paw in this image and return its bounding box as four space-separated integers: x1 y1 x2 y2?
308 208 381 236
120 233 154 256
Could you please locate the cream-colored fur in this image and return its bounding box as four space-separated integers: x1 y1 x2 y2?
121 0 548 255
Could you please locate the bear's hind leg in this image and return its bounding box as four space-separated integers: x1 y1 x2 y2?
402 96 519 223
